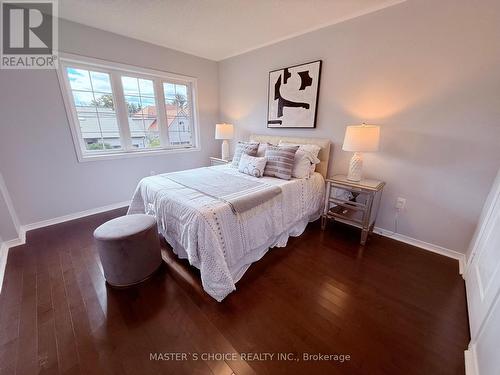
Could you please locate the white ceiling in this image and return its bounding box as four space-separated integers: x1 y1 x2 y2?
60 0 405 61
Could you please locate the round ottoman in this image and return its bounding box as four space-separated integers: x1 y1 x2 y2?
93 214 162 287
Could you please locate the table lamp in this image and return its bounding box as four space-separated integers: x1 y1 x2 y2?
215 123 234 161
342 124 380 182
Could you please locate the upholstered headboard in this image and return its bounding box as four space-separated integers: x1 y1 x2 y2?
249 134 331 178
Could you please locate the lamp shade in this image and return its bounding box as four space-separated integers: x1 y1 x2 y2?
342 124 380 152
215 123 234 140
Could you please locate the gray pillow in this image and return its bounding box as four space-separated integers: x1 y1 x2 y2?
231 142 259 167
263 145 299 180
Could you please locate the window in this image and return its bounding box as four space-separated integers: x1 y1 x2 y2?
58 54 199 161
163 82 193 145
122 76 160 149
66 68 122 151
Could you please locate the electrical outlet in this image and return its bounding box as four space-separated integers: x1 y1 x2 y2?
395 197 406 210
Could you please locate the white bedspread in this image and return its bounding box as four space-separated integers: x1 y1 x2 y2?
128 165 325 301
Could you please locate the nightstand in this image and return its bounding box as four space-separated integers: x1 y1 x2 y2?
322 175 385 245
209 157 230 166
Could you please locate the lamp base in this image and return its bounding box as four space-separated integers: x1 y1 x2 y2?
347 152 363 182
221 140 230 161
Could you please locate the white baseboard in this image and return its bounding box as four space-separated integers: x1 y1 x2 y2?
0 237 22 293
2 201 129 250
0 241 8 294
20 200 130 236
374 227 466 275
0 201 129 294
464 344 479 375
0 172 22 242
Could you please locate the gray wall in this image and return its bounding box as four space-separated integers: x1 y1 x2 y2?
0 19 219 235
218 0 500 253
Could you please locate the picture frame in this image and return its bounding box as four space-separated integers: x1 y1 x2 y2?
267 60 322 128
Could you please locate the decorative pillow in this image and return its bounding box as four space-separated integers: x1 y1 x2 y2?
238 153 267 177
264 145 299 180
231 142 259 167
292 150 320 179
279 142 321 179
279 142 321 158
256 142 273 157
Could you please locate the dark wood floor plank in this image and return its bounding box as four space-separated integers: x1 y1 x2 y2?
15 245 38 375
48 244 81 375
59 247 110 375
36 245 60 375
0 248 24 375
0 208 469 375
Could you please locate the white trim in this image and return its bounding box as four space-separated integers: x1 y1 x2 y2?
465 169 500 275
66 145 201 163
464 344 479 375
0 172 21 236
0 237 24 294
1 200 129 249
3 237 24 249
374 227 466 275
0 241 8 294
219 0 407 60
56 52 200 162
21 200 130 234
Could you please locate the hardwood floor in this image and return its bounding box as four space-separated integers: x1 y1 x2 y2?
0 207 469 375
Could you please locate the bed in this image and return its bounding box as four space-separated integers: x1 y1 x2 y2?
127 135 331 301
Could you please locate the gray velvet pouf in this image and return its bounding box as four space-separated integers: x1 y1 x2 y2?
93 214 162 287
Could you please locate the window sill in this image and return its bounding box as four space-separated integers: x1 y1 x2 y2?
76 145 201 162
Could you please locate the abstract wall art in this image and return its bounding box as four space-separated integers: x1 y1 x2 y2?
267 60 322 128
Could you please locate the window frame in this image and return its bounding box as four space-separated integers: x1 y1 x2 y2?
57 53 201 162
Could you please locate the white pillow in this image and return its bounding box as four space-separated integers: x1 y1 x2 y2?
279 142 321 158
279 142 321 179
238 153 267 177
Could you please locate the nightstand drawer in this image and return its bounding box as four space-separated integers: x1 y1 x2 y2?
327 186 370 206
329 198 366 211
326 206 364 225
328 197 366 210
340 186 364 194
